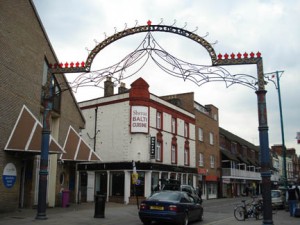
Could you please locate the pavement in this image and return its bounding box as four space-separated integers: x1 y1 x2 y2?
0 199 299 225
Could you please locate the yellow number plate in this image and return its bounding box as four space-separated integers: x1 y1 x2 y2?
150 206 164 210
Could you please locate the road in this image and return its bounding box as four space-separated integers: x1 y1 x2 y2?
0 197 299 225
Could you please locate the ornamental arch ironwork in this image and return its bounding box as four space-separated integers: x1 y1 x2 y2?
85 23 218 71
39 21 273 225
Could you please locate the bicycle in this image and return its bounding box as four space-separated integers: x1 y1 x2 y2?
234 197 263 221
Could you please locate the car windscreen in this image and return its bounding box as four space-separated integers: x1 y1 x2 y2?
148 192 181 201
271 191 281 197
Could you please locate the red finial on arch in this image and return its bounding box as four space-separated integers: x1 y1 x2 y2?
256 52 261 58
218 53 223 59
147 20 152 26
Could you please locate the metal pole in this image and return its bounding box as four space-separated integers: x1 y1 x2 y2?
256 60 273 225
275 71 288 189
36 72 53 220
265 70 287 189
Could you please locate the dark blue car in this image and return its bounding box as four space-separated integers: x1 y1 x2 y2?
138 191 203 225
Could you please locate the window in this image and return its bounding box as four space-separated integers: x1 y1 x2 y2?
199 153 204 167
156 112 162 129
184 148 189 165
184 122 189 138
156 141 162 161
41 60 61 113
210 155 215 168
198 128 203 142
209 132 214 145
171 145 177 164
171 117 176 133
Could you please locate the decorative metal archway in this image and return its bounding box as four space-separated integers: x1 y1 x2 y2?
38 21 273 225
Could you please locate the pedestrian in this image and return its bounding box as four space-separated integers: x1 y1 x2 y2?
286 184 299 216
197 183 203 200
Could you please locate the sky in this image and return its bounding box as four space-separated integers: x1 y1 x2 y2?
33 0 300 155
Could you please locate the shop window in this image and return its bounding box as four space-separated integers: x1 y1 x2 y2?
111 172 124 196
151 172 160 192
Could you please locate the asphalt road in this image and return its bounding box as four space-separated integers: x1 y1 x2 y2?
0 197 299 225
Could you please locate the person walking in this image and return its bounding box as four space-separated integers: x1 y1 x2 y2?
197 183 203 200
286 184 300 216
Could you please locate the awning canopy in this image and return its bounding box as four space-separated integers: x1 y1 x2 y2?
5 105 64 154
60 126 101 162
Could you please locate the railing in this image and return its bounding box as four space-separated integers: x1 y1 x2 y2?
222 168 281 181
222 168 261 179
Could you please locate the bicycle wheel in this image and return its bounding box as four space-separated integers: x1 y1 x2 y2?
255 203 263 220
234 206 246 221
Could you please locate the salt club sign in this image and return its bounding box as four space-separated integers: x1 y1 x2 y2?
130 106 149 133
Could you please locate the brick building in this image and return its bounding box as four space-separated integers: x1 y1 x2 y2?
161 93 220 199
219 128 262 197
0 0 98 213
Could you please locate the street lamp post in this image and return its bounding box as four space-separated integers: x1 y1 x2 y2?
265 70 287 189
36 71 53 220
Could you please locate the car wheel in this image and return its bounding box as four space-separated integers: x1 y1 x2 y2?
198 211 203 221
179 213 189 225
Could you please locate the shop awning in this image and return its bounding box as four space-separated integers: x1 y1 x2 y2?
4 105 64 154
60 126 101 162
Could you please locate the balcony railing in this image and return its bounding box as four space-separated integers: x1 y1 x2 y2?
222 168 280 181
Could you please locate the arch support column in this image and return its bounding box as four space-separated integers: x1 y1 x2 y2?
256 59 273 225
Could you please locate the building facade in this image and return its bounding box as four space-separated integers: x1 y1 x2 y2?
78 78 197 204
160 93 220 199
0 0 97 212
219 128 262 197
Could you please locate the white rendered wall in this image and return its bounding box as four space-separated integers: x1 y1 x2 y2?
80 93 195 167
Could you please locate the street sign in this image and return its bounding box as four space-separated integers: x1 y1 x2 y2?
150 137 156 159
2 163 17 188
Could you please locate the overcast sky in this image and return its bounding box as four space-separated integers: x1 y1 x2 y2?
33 0 300 155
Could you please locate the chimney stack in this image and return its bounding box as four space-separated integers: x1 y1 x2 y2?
118 82 128 94
104 77 114 97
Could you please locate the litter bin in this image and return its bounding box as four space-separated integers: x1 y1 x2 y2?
62 190 70 208
94 194 106 218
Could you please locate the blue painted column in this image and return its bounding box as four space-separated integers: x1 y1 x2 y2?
36 72 53 220
256 60 273 225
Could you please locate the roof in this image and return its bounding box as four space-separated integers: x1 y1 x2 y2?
220 148 238 161
219 127 259 152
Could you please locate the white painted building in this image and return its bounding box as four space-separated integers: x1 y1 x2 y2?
77 77 196 204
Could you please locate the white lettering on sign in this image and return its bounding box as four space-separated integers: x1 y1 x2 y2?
131 106 149 133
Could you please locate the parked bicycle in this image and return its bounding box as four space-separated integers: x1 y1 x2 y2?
234 197 263 221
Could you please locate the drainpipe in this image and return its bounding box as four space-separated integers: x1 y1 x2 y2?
94 107 98 152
